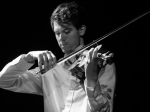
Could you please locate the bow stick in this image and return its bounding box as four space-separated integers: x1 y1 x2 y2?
37 11 150 74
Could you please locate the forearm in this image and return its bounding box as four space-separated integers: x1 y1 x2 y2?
85 63 115 112
85 79 112 112
0 54 34 87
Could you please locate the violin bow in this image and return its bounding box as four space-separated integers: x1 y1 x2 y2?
37 10 150 74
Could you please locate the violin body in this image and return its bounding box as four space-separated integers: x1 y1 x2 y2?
67 49 114 84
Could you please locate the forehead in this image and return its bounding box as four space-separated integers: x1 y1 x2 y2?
53 21 73 31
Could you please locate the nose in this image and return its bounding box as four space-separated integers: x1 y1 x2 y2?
59 33 67 41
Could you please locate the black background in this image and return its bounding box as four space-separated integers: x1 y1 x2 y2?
0 0 150 112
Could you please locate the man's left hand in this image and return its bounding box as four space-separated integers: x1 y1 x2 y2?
84 45 102 81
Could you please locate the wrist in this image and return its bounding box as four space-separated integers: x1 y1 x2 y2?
24 53 35 64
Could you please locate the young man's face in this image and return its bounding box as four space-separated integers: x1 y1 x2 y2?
53 21 81 55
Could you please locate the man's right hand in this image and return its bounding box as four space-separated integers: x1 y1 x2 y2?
24 50 56 72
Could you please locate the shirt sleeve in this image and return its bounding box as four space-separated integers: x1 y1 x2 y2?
0 54 43 95
84 63 116 112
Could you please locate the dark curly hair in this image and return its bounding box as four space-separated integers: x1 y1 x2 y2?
50 1 86 30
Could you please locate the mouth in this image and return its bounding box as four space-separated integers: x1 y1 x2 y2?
60 42 68 47
61 44 68 48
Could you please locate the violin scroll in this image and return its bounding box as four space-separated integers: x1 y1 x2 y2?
97 51 114 67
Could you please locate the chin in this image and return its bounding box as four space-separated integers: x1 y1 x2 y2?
62 48 72 55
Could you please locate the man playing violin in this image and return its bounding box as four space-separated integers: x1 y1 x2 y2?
0 1 116 112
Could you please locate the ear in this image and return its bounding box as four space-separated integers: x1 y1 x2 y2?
79 25 86 36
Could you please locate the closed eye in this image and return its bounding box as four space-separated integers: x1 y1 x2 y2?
64 29 71 34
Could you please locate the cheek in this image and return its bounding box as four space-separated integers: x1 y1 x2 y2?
68 32 80 44
68 37 78 48
56 36 61 45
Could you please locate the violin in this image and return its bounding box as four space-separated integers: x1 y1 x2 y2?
66 50 114 84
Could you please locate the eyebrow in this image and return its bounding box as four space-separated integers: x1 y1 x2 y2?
64 27 71 30
54 28 71 34
59 22 72 28
62 25 71 29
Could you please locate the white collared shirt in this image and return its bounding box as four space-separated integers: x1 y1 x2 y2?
0 39 116 112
